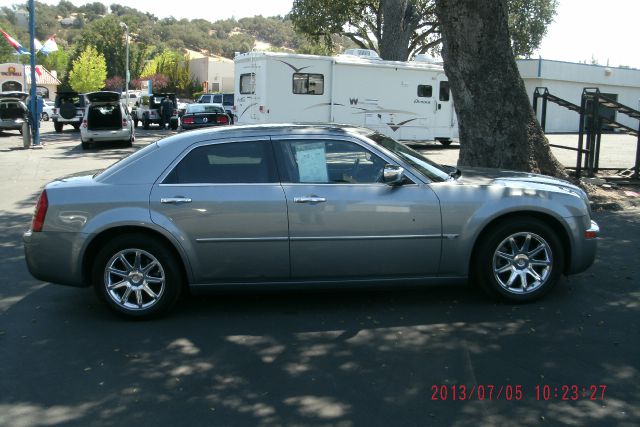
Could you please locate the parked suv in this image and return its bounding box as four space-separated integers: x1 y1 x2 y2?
197 93 235 123
80 91 135 149
0 91 28 133
53 91 85 132
131 93 178 129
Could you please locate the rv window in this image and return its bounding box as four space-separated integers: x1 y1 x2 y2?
439 81 450 102
292 73 324 95
417 85 433 98
240 73 255 94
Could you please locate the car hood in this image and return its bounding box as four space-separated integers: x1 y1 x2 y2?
456 166 585 195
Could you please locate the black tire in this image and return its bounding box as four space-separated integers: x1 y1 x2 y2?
436 138 452 147
81 140 90 150
134 119 139 128
42 112 49 121
54 121 63 133
143 119 149 130
474 217 564 302
72 123 80 131
92 233 183 319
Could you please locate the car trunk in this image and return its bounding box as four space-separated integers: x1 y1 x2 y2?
0 101 25 120
87 104 122 131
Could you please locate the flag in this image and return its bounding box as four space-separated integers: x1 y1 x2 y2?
35 65 42 77
41 37 58 55
1 29 29 55
34 38 43 52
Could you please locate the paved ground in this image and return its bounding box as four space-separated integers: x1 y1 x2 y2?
0 123 639 426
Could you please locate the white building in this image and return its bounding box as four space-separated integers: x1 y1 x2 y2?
0 63 61 99
518 58 640 133
188 51 234 93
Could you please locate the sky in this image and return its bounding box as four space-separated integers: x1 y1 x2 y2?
29 0 640 69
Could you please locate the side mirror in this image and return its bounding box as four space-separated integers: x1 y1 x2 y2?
382 164 405 186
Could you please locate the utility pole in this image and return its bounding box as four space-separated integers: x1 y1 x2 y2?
28 0 40 147
120 22 129 108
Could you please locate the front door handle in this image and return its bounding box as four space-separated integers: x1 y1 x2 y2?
161 197 192 204
293 196 327 204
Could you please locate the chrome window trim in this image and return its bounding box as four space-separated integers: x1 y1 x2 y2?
291 234 442 241
196 237 289 243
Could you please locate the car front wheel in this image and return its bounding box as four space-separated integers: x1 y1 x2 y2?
93 234 182 319
474 218 564 302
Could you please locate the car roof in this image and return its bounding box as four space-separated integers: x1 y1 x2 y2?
156 123 369 148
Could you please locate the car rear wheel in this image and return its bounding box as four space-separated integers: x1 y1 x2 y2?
54 122 63 133
474 218 564 302
42 112 49 121
142 118 149 130
92 234 182 319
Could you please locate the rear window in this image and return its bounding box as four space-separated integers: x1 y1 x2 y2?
187 104 225 114
222 94 234 106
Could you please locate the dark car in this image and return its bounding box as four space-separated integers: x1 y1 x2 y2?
197 93 234 123
179 103 231 131
0 91 28 133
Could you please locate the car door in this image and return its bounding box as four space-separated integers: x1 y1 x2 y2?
274 136 442 279
150 138 289 283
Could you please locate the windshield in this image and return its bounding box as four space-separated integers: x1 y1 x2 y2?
366 132 451 182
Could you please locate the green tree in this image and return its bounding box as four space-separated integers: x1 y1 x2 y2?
68 45 107 92
290 0 557 60
38 49 69 80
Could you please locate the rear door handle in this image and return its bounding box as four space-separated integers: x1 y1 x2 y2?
161 197 192 204
293 196 327 204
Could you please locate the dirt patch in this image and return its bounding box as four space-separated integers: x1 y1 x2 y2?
583 179 640 211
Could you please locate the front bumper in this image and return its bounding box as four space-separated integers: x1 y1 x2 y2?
567 218 599 275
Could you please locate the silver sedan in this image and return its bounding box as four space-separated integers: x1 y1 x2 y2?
23 124 599 318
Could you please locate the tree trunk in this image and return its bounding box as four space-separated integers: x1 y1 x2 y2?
434 0 566 178
379 0 418 61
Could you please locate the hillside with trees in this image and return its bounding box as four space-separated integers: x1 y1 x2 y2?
0 1 348 96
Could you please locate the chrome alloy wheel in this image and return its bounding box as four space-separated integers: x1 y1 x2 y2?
104 248 165 310
492 232 552 294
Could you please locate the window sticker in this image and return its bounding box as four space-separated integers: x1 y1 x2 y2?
294 142 328 183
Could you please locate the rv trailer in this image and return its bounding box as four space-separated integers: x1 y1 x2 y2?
233 50 457 143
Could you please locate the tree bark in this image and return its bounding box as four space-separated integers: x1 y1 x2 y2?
434 0 566 177
379 0 419 61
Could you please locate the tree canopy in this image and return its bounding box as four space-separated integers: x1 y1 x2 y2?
290 0 558 60
68 45 106 92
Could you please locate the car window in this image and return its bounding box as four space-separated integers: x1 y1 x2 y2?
164 141 278 184
278 139 386 184
187 104 225 114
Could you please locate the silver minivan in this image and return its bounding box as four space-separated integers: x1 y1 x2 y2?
80 91 135 149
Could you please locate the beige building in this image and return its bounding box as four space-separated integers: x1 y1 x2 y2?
187 50 234 93
0 62 61 99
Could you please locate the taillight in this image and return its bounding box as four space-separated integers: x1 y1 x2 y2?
32 190 48 232
259 105 264 113
82 119 87 128
217 115 229 124
182 116 194 124
232 105 236 112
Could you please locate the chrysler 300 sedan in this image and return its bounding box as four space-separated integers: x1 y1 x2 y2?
23 124 599 318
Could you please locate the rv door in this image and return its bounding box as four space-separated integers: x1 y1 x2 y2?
434 74 454 138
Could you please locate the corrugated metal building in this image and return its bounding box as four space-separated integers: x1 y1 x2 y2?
518 59 640 132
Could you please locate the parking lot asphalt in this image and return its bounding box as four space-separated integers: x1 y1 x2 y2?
0 123 639 426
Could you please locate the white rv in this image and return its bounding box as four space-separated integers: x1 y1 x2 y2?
233 50 457 143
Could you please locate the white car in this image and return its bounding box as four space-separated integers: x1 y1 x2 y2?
80 91 135 149
41 100 54 121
